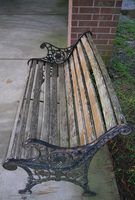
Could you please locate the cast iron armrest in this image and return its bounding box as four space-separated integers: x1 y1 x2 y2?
28 31 93 65
20 124 131 171
27 43 74 65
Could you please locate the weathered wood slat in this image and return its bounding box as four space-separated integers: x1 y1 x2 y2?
69 56 86 146
57 75 60 145
81 37 116 131
86 32 125 125
64 61 78 147
76 42 105 139
29 61 44 138
3 33 130 194
37 101 44 139
15 60 37 158
41 63 50 142
6 62 33 159
59 64 69 147
49 64 58 145
73 49 89 144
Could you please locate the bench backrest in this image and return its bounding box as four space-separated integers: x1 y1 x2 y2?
6 32 126 161
62 32 125 146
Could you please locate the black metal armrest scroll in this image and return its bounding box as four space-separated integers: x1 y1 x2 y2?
28 31 93 65
21 124 131 171
3 124 131 195
39 42 74 64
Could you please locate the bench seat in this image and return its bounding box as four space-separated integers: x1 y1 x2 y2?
3 31 131 195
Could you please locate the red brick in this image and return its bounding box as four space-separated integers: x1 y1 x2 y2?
108 39 114 44
100 8 121 14
93 14 112 20
78 32 97 39
79 7 100 14
71 39 77 44
72 14 92 20
96 44 113 50
100 8 113 14
94 0 115 7
96 34 115 39
99 21 118 27
111 27 117 33
94 39 108 44
73 0 93 6
114 8 121 14
92 27 110 33
71 33 77 39
91 33 97 39
101 51 113 57
71 27 90 33
79 21 98 27
72 7 79 13
72 21 78 26
116 1 122 7
113 15 120 21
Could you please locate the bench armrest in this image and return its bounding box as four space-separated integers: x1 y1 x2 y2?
28 31 93 65
27 43 74 65
22 124 131 171
39 42 74 64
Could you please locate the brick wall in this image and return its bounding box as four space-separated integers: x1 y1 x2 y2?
68 0 122 62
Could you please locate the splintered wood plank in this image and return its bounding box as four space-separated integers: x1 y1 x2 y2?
81 36 116 130
73 49 90 144
64 61 78 147
69 56 86 146
59 64 69 147
57 75 60 145
49 64 58 145
15 60 37 158
41 63 50 142
76 43 105 139
37 101 44 139
6 61 34 159
29 61 44 138
86 32 125 125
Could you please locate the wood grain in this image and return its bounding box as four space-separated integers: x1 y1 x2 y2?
64 61 78 147
87 32 125 125
81 36 116 130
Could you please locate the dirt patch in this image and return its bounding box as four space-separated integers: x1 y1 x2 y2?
5 79 13 84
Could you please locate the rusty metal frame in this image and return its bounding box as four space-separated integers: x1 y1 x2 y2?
3 31 132 195
28 31 92 65
3 124 131 194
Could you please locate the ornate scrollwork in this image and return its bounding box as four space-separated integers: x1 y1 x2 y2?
40 42 74 64
23 124 131 170
27 31 93 65
28 43 74 65
4 124 131 194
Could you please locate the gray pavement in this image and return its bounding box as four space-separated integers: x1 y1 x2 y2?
0 0 120 199
0 15 67 59
0 0 68 15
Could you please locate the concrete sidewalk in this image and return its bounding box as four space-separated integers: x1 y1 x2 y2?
0 0 120 199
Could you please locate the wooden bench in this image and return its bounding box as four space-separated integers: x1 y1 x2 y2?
3 31 131 195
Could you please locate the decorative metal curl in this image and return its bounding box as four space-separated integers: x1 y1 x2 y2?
21 124 131 171
3 124 131 194
27 31 93 65
27 44 74 65
40 42 74 64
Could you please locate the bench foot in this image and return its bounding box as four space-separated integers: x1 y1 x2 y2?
18 177 39 194
80 173 96 196
17 165 40 194
19 188 32 194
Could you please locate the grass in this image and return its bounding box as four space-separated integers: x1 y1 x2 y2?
108 17 135 199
